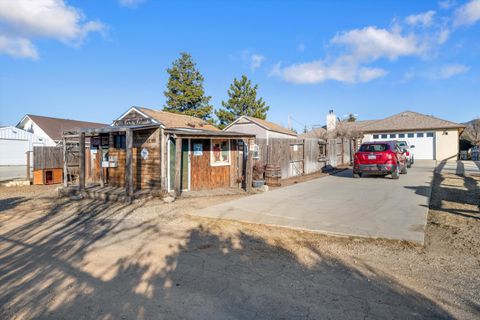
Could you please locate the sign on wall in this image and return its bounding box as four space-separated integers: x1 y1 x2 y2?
193 143 203 156
141 147 149 160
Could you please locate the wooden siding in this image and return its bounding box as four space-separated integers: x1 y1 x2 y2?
190 139 234 190
105 129 161 190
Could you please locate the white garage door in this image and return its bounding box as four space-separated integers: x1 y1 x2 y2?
406 132 435 160
372 132 435 160
0 139 30 165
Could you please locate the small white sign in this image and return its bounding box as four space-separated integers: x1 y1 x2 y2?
141 148 149 160
193 143 203 156
293 145 298 151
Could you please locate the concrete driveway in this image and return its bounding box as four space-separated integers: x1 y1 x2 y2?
193 160 436 244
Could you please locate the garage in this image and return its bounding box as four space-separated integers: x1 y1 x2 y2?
349 111 465 161
372 131 435 160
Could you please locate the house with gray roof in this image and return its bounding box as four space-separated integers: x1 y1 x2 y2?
223 115 297 140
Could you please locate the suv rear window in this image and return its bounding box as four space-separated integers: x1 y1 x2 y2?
359 144 389 152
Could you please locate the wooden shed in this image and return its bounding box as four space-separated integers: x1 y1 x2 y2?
63 107 255 201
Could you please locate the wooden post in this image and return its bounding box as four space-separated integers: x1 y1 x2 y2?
245 138 253 192
302 139 306 175
174 137 182 196
99 135 105 188
63 138 68 187
79 132 86 191
125 129 134 198
26 151 31 182
159 128 166 190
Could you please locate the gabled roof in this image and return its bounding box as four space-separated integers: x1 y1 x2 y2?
118 107 220 131
18 114 107 141
360 111 465 133
224 115 297 136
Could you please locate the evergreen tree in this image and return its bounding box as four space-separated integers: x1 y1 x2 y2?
163 52 213 121
216 75 269 129
346 113 357 122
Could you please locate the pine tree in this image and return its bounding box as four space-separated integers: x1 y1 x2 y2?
215 75 269 129
346 113 357 122
163 52 213 121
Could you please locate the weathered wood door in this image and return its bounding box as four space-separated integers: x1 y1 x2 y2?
190 139 230 190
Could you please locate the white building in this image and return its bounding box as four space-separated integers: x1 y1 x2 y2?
0 126 47 165
16 114 107 146
323 110 465 161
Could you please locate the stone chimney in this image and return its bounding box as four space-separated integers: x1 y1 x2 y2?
326 110 337 132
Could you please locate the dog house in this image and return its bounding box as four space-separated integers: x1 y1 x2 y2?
32 146 64 185
33 168 63 185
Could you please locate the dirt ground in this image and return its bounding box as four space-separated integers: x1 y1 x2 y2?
0 170 479 319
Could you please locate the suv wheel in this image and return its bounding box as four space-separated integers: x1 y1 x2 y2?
353 172 361 179
401 164 408 174
392 166 400 179
407 160 412 168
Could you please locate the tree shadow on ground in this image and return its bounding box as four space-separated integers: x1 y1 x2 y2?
0 195 459 319
414 172 479 220
0 197 29 212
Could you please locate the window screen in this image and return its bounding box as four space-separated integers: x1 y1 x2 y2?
114 135 126 149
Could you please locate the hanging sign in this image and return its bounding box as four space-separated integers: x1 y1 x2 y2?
141 147 149 160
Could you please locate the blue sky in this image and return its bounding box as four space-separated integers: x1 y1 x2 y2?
1 0 479 131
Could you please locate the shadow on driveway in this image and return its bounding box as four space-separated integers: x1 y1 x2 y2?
0 195 456 319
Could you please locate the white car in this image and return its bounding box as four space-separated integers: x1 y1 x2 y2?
397 140 414 168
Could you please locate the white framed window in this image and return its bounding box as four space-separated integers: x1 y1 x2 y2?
417 133 424 138
381 134 388 139
398 133 405 138
373 134 379 139
210 139 230 166
427 132 434 137
389 134 397 138
407 133 414 138
252 144 260 160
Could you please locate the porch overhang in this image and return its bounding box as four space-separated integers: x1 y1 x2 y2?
164 128 255 139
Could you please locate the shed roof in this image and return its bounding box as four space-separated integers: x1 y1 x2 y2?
136 107 220 131
225 115 297 136
19 115 107 141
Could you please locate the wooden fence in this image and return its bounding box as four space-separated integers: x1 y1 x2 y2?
33 146 63 170
255 137 352 180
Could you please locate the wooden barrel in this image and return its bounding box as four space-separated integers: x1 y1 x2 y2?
265 164 281 187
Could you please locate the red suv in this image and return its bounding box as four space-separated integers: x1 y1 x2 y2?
353 141 408 179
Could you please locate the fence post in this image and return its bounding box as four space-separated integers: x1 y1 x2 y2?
302 139 306 174
79 132 86 191
245 138 253 192
26 151 30 182
63 138 68 187
125 129 134 199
